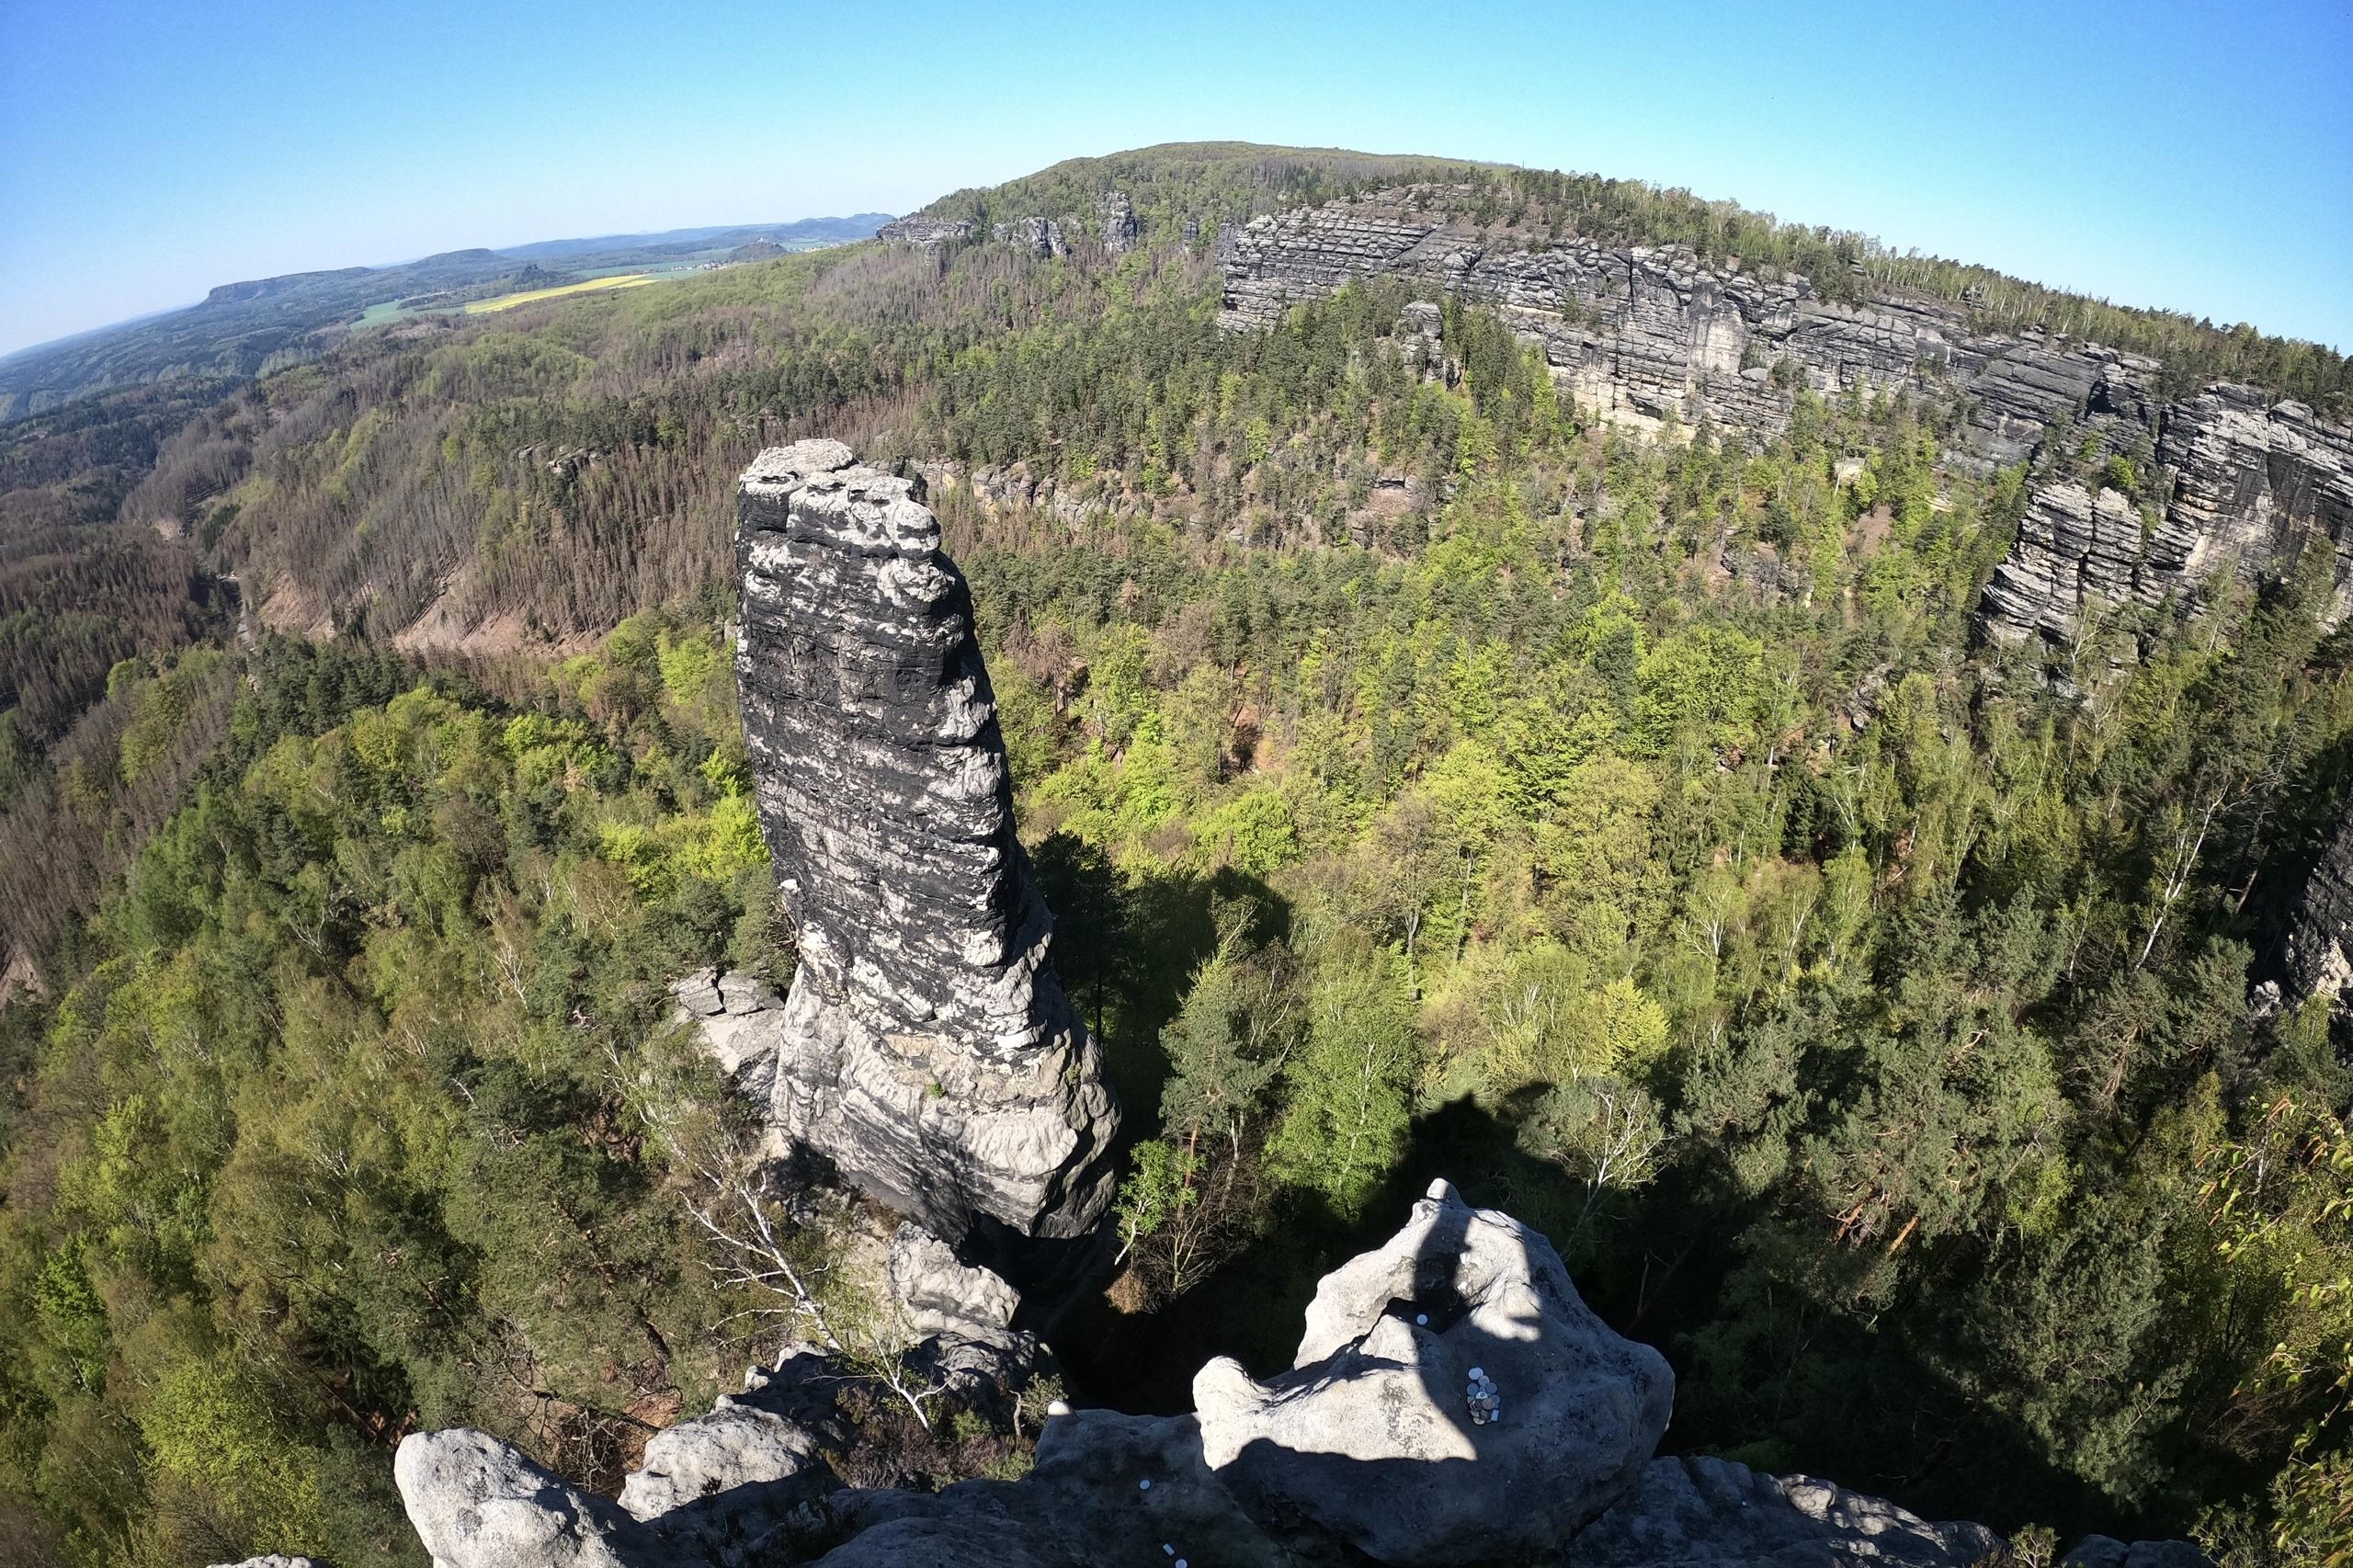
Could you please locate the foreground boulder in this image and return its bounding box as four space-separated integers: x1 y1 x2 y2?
617 1397 824 1521
395 1429 652 1568
728 439 1120 1261
1563 1455 2003 1567
397 1179 2072 1568
1195 1180 1673 1562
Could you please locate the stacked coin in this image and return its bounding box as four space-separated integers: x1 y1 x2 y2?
1465 1365 1501 1426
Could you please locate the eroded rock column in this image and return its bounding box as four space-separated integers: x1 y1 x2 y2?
733 439 1119 1250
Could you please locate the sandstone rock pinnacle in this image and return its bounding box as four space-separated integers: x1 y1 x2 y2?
731 439 1120 1256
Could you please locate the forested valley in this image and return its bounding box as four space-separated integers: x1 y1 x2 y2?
0 145 2347 1567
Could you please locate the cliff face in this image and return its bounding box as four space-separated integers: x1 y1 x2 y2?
2270 801 2353 1037
876 214 973 248
1215 185 2152 462
730 439 1120 1254
1213 186 2353 651
1978 388 2353 647
1978 480 2152 649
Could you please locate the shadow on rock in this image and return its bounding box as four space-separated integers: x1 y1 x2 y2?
391 1180 2198 1568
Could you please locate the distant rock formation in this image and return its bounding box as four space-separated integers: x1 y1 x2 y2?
1208 186 2353 652
876 215 972 249
994 215 1068 258
1979 388 2353 647
1215 185 2152 461
393 1180 2207 1567
1097 190 1140 256
727 440 1120 1259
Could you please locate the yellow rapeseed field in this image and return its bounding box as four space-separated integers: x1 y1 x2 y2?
465 273 657 313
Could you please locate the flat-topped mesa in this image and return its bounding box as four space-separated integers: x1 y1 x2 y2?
733 439 1120 1256
876 214 972 250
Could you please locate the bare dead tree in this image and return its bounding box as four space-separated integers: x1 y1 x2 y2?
628 1049 946 1429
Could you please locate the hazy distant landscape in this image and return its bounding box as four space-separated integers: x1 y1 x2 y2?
0 213 892 416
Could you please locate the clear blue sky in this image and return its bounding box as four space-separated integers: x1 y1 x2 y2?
2 0 2348 358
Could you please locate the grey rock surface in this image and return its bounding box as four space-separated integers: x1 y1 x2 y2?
730 440 1120 1251
992 216 1068 258
1097 189 1139 255
876 216 972 249
889 1220 1021 1344
394 1428 651 1568
616 1397 823 1520
1563 1455 2002 1567
810 1407 1306 1565
2061 1535 2213 1568
1978 480 2151 647
2269 795 2353 1037
1979 389 2353 646
669 965 783 1096
208 1558 326 1568
1196 1177 1672 1563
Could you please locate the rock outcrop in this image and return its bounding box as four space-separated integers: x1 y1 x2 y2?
396 1179 2141 1568
2265 798 2353 1040
1210 186 2353 653
993 216 1068 258
1562 1456 2003 1567
2062 1537 2215 1568
1978 480 2152 648
671 965 783 1085
1193 1182 1671 1562
1215 185 2152 461
1979 388 2353 647
876 215 972 249
2286 826 2353 1008
617 1396 824 1522
728 440 1120 1260
1097 189 1139 255
397 1428 653 1568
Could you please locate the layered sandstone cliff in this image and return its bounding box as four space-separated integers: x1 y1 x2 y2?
1211 186 2353 652
727 439 1120 1255
1977 388 2353 647
1215 185 2158 462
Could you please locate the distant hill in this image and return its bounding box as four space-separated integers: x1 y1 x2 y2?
0 215 895 417
494 214 893 263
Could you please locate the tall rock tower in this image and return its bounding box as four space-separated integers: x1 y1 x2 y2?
733 439 1120 1256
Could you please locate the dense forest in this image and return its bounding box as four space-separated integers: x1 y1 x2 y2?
0 144 2348 1566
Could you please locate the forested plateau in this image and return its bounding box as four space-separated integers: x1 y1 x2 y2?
1 142 2350 1566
